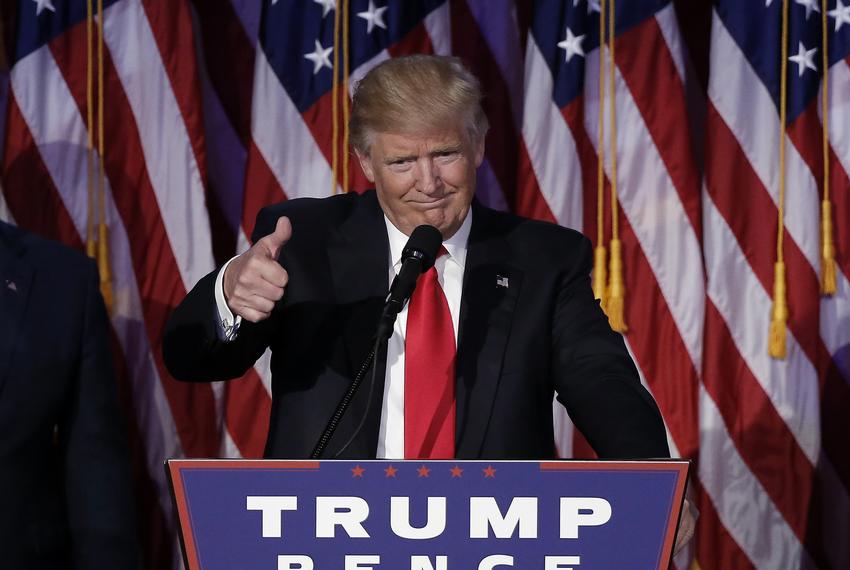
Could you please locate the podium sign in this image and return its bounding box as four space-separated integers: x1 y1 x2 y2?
167 459 688 570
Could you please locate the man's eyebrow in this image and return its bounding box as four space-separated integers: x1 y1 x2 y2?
383 153 417 164
431 144 462 154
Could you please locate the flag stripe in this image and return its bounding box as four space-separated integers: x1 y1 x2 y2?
250 46 334 202
821 59 850 282
422 1 452 56
705 102 850 492
703 298 814 540
584 44 705 373
140 0 208 187
697 383 809 568
243 139 287 235
582 41 703 463
615 9 702 242
451 0 519 209
189 0 255 144
462 0 523 127
9 45 184 477
49 23 219 458
103 0 215 289
616 216 701 460
1 95 82 248
789 102 850 287
515 138 558 224
703 150 821 463
693 481 757 570
521 37 583 228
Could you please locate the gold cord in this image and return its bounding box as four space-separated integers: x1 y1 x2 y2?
86 0 95 258
342 0 350 193
605 0 627 333
769 0 790 359
96 0 112 312
593 0 608 307
820 0 836 294
331 0 341 195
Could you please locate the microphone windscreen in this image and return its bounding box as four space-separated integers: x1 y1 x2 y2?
402 225 442 271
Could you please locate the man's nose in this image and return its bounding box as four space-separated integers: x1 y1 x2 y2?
415 159 441 194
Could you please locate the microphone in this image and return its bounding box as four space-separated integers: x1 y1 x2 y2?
311 224 441 458
375 224 442 340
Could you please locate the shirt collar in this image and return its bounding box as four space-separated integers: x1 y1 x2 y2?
385 209 472 270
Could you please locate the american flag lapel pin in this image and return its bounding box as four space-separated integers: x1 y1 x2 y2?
496 275 509 288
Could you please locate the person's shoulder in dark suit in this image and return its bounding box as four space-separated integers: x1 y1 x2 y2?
0 221 140 569
470 201 592 266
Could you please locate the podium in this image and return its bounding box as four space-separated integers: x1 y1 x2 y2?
167 459 688 569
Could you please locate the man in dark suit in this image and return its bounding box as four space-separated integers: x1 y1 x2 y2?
0 221 139 568
163 54 669 462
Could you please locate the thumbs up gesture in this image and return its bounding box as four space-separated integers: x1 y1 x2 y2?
223 216 291 323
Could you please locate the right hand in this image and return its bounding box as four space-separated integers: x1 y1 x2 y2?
224 216 291 323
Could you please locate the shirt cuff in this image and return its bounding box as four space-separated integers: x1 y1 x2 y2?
215 255 242 342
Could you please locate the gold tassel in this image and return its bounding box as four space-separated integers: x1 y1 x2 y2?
593 245 608 310
821 199 837 295
97 221 113 313
606 238 627 332
768 261 788 359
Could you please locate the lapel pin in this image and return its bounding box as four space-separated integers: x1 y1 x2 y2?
496 275 509 288
5 279 17 292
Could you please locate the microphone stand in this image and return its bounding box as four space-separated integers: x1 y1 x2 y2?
310 335 384 459
310 288 409 458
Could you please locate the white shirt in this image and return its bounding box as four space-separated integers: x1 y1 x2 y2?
214 211 472 458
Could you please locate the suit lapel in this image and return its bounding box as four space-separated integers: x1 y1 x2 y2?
455 203 522 458
0 227 33 397
325 191 390 457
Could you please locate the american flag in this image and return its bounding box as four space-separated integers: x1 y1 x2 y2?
1 0 848 568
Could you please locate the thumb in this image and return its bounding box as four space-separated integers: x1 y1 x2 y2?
261 216 292 258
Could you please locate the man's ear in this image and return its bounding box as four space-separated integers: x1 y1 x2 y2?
356 150 376 183
473 136 485 168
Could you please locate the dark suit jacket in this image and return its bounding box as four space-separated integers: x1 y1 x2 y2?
0 222 139 569
164 190 669 460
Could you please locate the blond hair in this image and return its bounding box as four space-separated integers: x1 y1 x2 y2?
349 55 489 155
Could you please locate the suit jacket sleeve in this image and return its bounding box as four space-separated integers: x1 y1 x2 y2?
60 260 140 568
551 236 670 459
163 207 281 382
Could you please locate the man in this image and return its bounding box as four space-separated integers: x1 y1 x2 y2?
0 220 139 568
163 55 669 462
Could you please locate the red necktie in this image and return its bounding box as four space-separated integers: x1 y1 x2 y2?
404 249 456 459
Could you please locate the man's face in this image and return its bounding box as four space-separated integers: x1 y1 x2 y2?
356 127 485 239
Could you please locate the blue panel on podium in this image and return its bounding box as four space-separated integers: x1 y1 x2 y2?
167 459 688 569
